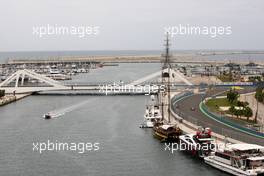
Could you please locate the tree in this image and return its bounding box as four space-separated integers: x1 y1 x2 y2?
229 105 236 117
237 101 244 108
238 110 243 119
233 109 240 119
227 90 239 103
244 107 253 121
237 101 249 110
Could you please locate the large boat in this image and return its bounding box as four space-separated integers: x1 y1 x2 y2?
153 123 182 142
204 143 264 176
179 127 215 158
152 33 182 142
140 95 162 128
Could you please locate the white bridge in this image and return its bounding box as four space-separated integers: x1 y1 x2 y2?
0 69 69 94
0 69 193 94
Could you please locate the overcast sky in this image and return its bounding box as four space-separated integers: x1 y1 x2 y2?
0 0 263 51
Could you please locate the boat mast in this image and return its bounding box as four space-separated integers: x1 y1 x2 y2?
161 32 171 123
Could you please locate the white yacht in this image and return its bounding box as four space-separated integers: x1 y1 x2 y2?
204 143 264 176
49 67 60 74
179 127 215 158
46 73 71 80
140 95 162 128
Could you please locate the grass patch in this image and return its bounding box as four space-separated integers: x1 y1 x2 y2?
205 98 258 125
205 98 231 112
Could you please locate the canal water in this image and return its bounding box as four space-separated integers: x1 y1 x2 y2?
0 63 226 176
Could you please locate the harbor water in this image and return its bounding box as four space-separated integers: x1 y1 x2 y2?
0 63 227 175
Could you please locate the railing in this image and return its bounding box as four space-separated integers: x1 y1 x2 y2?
170 91 194 121
200 102 264 139
171 91 194 105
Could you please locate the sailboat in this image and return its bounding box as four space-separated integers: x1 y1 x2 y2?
152 33 182 142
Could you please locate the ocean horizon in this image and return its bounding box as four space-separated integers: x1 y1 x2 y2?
0 50 264 64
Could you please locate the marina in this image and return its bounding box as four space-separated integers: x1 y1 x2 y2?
1 41 264 176
1 52 264 175
1 0 264 175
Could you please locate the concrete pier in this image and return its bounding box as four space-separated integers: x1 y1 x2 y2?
0 94 30 106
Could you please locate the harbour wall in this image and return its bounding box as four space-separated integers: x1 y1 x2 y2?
0 94 31 106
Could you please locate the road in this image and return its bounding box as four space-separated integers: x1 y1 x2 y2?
174 94 263 145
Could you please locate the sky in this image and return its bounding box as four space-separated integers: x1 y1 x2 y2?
0 0 264 51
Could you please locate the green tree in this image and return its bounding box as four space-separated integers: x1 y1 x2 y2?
229 105 236 117
227 90 239 103
237 101 249 110
237 101 244 107
233 109 240 119
244 107 253 121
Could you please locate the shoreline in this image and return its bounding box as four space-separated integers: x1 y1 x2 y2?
0 94 31 106
3 54 264 65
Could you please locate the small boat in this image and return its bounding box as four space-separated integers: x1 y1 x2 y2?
179 127 215 158
204 143 264 176
43 113 52 119
153 122 182 142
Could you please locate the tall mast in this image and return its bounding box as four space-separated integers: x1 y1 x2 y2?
162 33 171 70
161 32 171 123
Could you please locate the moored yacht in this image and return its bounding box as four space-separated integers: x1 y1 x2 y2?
49 66 60 74
179 127 215 158
140 95 162 128
153 122 182 142
204 143 264 176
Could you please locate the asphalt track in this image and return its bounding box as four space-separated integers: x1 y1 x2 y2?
175 93 263 146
